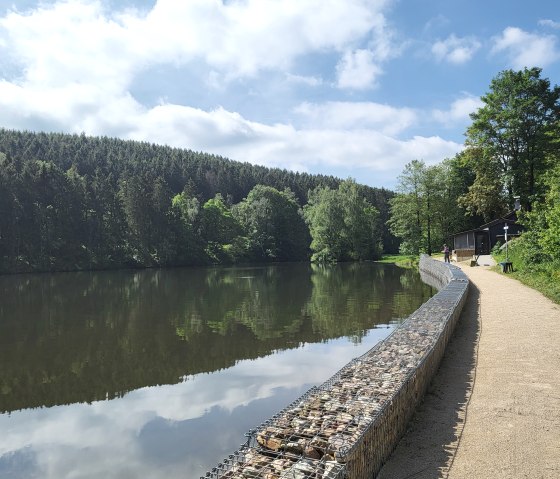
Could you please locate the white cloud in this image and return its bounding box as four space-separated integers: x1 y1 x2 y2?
0 0 390 84
0 0 458 188
336 49 383 89
285 73 323 87
491 27 560 69
295 101 417 135
400 135 462 166
0 335 386 478
0 79 143 134
0 0 397 118
0 1 134 88
334 13 398 91
124 0 389 78
538 19 560 29
432 94 483 125
432 34 481 64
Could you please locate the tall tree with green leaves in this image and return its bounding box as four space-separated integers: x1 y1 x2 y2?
304 179 381 263
456 147 508 222
388 159 466 255
437 155 481 239
388 160 427 255
465 67 560 211
16 160 89 270
170 189 206 264
199 194 241 262
338 180 381 260
232 185 310 261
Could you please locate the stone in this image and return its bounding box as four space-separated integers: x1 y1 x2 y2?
303 445 321 460
256 433 283 451
280 459 316 479
322 461 342 479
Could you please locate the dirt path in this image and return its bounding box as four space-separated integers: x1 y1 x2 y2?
377 263 560 478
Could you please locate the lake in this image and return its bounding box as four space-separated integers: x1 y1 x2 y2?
0 262 433 479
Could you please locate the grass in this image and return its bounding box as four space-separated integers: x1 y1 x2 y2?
509 268 560 305
380 249 560 305
493 246 560 305
377 254 419 268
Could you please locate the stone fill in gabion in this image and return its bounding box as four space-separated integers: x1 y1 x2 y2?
201 256 469 479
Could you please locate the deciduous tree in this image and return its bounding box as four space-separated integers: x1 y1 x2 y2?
466 67 560 210
304 179 381 262
388 160 468 255
233 185 310 261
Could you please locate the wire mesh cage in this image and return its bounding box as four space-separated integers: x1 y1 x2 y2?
200 444 347 478
201 256 469 479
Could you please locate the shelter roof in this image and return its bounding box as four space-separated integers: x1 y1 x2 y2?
452 211 521 237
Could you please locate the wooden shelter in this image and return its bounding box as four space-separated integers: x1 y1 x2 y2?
452 211 524 261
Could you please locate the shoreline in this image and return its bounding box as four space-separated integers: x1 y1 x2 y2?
377 261 560 478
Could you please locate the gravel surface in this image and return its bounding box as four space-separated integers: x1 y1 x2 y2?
377 262 560 479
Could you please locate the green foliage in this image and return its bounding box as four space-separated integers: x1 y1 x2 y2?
355 185 399 254
493 237 560 305
517 162 560 264
172 191 200 226
232 185 310 261
170 191 205 264
465 67 560 212
304 186 345 262
388 159 473 256
119 174 178 265
489 160 560 304
531 168 560 259
0 129 395 273
490 240 502 256
304 179 381 263
457 147 508 221
199 194 241 263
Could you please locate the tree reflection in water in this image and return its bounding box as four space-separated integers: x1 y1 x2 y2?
0 262 433 478
0 263 433 414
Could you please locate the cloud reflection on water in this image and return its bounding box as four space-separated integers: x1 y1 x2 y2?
0 331 389 479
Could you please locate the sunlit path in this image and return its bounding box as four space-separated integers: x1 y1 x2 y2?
378 262 560 478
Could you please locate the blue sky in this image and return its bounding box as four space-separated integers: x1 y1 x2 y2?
1 0 559 189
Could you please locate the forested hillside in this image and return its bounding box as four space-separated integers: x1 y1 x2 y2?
0 129 397 273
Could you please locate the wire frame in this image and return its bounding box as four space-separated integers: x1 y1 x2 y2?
199 444 347 478
201 257 469 479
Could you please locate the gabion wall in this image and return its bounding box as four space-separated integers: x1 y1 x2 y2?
201 256 469 479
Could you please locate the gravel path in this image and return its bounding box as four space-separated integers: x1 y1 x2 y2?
377 262 560 478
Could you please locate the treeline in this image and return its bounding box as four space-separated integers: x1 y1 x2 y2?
0 129 396 273
389 67 560 262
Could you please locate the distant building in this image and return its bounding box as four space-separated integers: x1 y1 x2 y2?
452 210 525 261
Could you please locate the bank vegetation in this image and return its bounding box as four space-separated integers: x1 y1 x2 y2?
0 130 395 273
388 67 560 303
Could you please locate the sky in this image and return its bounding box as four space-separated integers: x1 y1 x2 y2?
0 0 559 189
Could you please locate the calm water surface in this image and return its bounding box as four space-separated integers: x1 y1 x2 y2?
0 262 433 479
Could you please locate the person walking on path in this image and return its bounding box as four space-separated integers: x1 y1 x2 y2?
377 262 560 479
443 244 450 263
